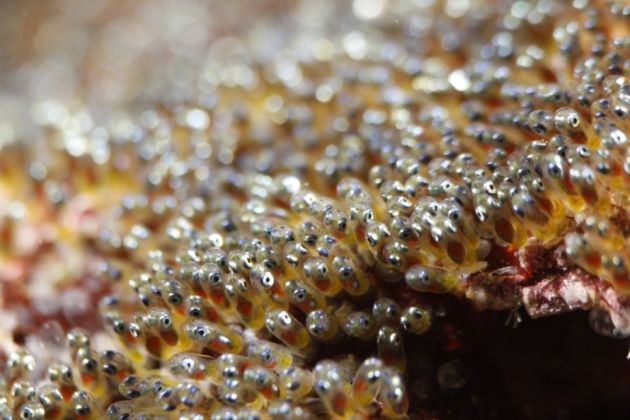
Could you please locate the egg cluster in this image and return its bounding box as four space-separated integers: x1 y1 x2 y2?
2 330 408 419
1 0 630 418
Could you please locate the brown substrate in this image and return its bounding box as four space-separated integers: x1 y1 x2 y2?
404 297 630 420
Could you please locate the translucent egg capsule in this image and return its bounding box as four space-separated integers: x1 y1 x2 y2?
302 257 341 296
243 366 280 400
591 98 612 121
70 390 96 419
272 367 310 402
404 174 430 196
342 311 378 339
102 307 131 339
283 241 309 268
264 310 311 351
155 386 180 412
297 220 325 246
564 144 592 165
510 189 549 227
337 177 372 203
66 329 91 355
178 260 199 283
36 384 63 419
312 360 353 417
595 121 628 150
427 175 454 198
331 254 370 295
97 350 133 382
405 265 458 293
184 295 223 323
135 284 163 308
254 243 282 269
375 317 404 365
227 250 254 275
438 220 479 265
127 313 156 355
389 215 416 243
74 347 105 394
11 380 36 410
322 207 349 237
268 400 316 420
611 92 630 121
118 375 150 399
372 297 401 326
17 401 46 420
106 400 151 419
379 179 406 204
382 240 409 268
592 148 624 187
5 349 35 381
216 379 258 407
527 109 555 136
47 363 77 400
159 279 189 315
202 247 228 268
212 353 253 383
183 320 242 355
245 339 293 370
583 215 626 248
566 233 624 284
400 306 431 335
306 310 340 342
349 200 376 227
380 368 409 418
290 189 318 214
365 222 391 256
554 107 584 135
314 234 337 258
176 381 214 411
568 163 602 207
368 164 392 188
308 195 335 219
143 307 180 349
285 279 326 314
224 274 265 329
179 410 208 420
118 375 166 398
209 407 239 420
167 353 210 380
195 263 231 311
236 407 265 420
541 152 569 184
270 224 296 245
351 357 385 407
249 264 287 307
